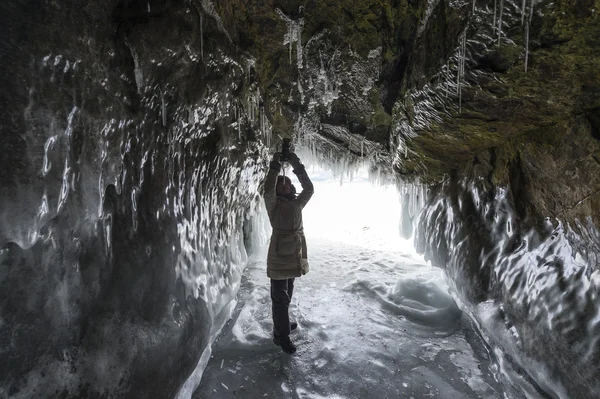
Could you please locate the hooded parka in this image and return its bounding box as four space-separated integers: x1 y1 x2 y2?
264 158 314 279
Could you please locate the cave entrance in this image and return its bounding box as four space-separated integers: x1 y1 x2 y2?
288 153 416 255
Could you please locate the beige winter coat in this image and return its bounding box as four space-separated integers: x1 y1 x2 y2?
264 162 314 280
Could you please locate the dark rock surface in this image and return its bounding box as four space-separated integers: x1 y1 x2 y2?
393 0 600 224
1 1 266 397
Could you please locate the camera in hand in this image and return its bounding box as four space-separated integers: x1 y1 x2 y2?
280 138 291 162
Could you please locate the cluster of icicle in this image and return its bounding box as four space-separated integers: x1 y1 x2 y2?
489 0 537 71
241 82 273 148
294 116 393 187
276 7 304 71
392 0 543 173
278 6 384 121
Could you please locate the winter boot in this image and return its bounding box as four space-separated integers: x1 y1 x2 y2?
273 336 297 354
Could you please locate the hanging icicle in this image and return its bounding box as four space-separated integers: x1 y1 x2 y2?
251 94 255 124
524 22 530 72
236 105 241 141
458 31 467 113
445 63 450 98
525 0 535 72
498 0 504 47
277 8 305 70
297 19 303 69
161 90 167 127
456 56 461 105
200 13 204 60
493 0 497 32
289 21 293 65
260 106 265 137
247 94 251 124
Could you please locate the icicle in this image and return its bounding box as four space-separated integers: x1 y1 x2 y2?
237 105 241 141
258 107 262 141
247 95 251 124
297 77 304 105
289 21 293 65
524 23 529 72
260 107 265 136
462 35 466 86
525 0 534 72
445 63 450 98
456 57 461 105
200 13 204 60
493 0 497 32
529 0 535 33
248 93 253 124
297 19 303 69
498 0 504 47
161 91 167 127
458 32 466 113
460 43 464 106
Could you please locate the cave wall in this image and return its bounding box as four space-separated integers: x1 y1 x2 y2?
416 179 600 397
396 0 600 396
0 1 269 397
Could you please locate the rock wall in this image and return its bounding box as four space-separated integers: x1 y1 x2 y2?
393 0 600 223
1 1 269 397
395 0 600 395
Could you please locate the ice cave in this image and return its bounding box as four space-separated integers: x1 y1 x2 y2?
1 0 599 398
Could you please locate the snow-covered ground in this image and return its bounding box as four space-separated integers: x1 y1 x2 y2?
192 165 524 399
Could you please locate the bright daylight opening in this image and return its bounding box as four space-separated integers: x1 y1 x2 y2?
298 162 417 254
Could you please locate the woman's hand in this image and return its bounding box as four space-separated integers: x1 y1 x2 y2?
288 152 300 167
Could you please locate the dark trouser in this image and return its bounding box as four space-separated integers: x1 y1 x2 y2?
271 278 295 338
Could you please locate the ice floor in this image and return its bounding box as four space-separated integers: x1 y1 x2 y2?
192 171 526 399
